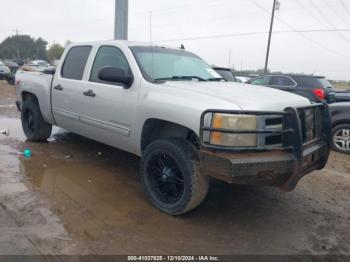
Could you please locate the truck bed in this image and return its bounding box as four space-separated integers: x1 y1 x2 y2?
15 70 55 125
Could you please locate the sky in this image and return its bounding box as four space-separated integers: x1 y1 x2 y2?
1 0 350 80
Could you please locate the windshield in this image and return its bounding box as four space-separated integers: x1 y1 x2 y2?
130 46 222 82
0 61 4 66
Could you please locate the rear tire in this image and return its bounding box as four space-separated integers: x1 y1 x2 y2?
21 98 52 141
140 138 209 215
332 124 350 154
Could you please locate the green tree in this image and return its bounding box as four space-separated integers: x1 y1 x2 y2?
0 35 48 60
47 43 65 62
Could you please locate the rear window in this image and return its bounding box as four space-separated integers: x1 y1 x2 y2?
293 76 332 89
318 78 333 89
61 46 92 80
214 69 236 82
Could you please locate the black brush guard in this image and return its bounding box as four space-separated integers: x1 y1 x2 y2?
199 103 332 191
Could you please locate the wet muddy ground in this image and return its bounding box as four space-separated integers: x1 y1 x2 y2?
0 80 349 256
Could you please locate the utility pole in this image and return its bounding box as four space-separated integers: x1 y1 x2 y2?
264 0 279 74
114 0 129 40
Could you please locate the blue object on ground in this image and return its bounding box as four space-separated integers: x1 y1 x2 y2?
23 149 32 158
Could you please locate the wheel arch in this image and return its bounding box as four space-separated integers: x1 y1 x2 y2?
332 120 350 129
140 118 200 154
20 90 55 125
22 91 39 104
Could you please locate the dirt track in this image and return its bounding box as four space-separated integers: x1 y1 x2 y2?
0 80 349 256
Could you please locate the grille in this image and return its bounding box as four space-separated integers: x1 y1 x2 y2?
262 116 283 147
298 107 323 145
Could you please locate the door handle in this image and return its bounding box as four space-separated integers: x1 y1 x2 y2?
83 90 96 97
54 85 64 91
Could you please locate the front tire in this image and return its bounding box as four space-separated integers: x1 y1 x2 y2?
21 98 52 141
332 124 350 154
141 138 209 215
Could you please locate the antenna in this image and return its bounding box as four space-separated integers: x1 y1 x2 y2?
149 11 155 78
228 49 232 68
149 11 153 43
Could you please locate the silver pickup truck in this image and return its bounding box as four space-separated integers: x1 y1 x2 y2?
15 41 332 215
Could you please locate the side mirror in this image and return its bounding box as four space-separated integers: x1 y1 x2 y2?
98 67 134 88
43 68 56 75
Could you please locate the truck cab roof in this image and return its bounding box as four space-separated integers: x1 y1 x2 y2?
67 40 182 50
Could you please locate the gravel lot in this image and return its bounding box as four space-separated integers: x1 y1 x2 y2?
0 80 349 257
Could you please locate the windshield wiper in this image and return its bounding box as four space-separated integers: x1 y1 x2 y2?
154 76 207 82
208 77 226 82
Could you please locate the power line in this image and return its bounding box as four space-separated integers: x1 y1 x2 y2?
309 0 350 44
340 0 350 17
130 0 229 17
249 0 350 59
156 28 350 42
132 0 350 28
295 0 330 29
324 0 350 26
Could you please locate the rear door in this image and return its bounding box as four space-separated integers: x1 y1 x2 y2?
52 45 92 132
268 76 297 92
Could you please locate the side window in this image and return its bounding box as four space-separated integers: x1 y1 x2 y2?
251 76 270 86
90 46 131 84
282 77 296 87
61 46 92 80
270 76 295 87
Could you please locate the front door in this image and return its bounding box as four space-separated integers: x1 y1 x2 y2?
77 45 139 154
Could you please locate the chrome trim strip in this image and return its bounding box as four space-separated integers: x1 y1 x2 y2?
80 115 130 136
53 108 79 121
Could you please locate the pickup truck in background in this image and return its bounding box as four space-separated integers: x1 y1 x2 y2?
15 41 331 215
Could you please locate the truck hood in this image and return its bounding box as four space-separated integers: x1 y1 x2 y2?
161 81 311 111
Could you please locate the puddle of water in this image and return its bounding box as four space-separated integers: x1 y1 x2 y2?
0 118 26 141
0 117 63 142
0 115 298 254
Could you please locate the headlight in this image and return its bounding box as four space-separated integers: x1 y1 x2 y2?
204 113 258 147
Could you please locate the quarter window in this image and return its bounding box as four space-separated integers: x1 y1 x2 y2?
90 46 131 84
61 46 92 80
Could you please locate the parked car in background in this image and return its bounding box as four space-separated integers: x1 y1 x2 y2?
236 76 252 83
3 60 19 74
0 61 11 80
22 60 55 72
3 60 19 85
213 66 237 82
15 41 331 215
247 74 336 103
334 91 350 102
14 59 25 66
330 102 350 154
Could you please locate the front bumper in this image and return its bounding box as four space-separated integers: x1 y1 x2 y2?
199 104 331 192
